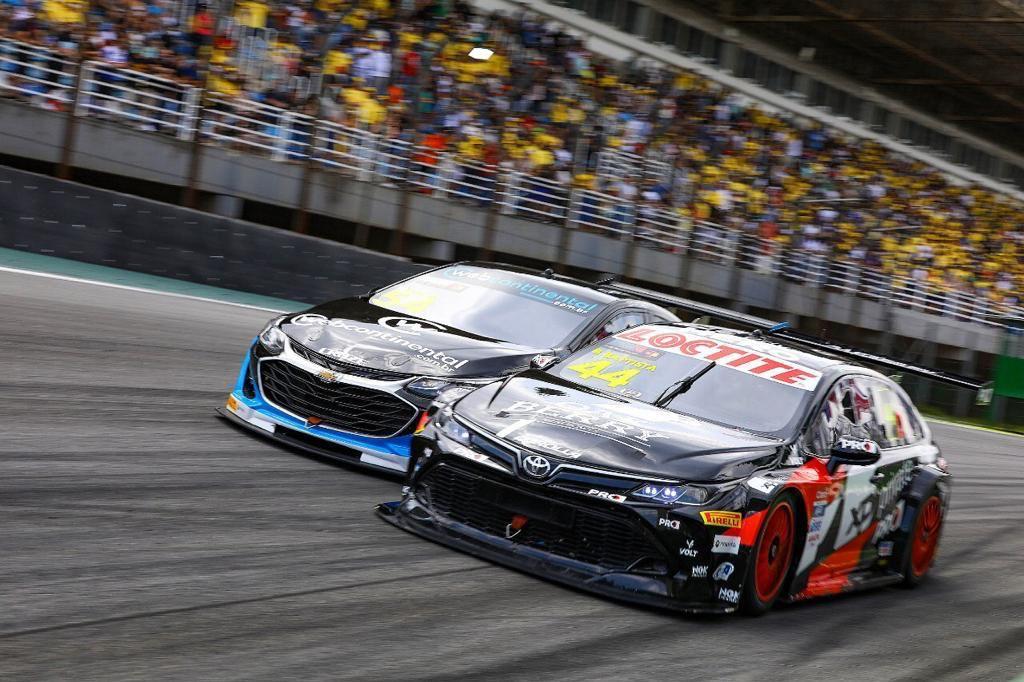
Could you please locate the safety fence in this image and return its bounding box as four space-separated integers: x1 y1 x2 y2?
2 36 1021 327
0 39 76 107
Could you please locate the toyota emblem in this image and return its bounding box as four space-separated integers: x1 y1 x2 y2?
521 454 552 479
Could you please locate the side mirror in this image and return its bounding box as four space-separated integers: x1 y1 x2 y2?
828 436 881 472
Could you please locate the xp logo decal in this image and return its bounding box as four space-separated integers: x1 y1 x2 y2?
521 454 553 479
378 317 447 335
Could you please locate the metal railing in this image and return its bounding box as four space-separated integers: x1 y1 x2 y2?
203 93 313 159
2 36 1022 326
78 61 200 140
0 39 76 107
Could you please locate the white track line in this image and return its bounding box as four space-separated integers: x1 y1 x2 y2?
926 417 1024 439
0 264 290 313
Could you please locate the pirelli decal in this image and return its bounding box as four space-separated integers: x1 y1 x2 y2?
700 511 743 528
616 326 823 390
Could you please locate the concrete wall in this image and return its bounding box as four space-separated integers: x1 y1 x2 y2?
0 165 424 303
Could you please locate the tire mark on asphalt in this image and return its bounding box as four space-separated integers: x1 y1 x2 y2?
894 623 1024 681
416 620 676 682
0 565 493 640
940 524 1022 563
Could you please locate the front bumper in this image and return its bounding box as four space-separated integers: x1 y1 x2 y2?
379 453 754 614
218 343 418 475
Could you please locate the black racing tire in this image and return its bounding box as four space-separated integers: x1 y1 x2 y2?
901 491 945 587
741 493 800 616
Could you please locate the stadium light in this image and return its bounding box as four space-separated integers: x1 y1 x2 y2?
468 47 494 61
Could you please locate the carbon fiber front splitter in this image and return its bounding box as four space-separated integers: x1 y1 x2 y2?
376 497 733 615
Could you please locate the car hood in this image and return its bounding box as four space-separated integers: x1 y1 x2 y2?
279 299 543 378
454 370 782 481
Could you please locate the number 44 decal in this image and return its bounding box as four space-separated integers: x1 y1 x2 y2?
565 360 640 388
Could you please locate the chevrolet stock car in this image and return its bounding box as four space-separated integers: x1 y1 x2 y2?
217 262 678 474
379 313 978 615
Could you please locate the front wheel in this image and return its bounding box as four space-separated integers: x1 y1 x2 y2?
902 493 944 587
741 495 798 616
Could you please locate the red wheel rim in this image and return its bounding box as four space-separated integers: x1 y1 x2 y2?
755 501 795 603
911 496 942 577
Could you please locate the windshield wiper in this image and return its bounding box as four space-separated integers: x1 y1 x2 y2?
654 361 717 407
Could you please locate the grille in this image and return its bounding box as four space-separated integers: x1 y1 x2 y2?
419 463 663 571
259 360 417 437
289 342 412 381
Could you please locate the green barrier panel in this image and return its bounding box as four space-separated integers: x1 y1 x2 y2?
991 325 1024 425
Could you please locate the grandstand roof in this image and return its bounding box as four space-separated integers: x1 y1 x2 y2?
690 0 1024 155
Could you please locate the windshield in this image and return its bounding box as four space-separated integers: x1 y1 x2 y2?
553 328 819 436
369 265 609 347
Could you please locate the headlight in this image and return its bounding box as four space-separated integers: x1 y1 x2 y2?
258 317 288 355
406 376 494 399
434 407 472 446
632 483 710 505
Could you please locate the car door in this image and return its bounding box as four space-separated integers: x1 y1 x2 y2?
809 376 925 574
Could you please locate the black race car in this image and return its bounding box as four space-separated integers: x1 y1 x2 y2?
218 263 677 474
379 300 979 614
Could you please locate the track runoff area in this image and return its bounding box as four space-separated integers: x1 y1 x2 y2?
1 264 1022 682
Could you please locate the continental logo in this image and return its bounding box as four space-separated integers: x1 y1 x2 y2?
700 511 742 528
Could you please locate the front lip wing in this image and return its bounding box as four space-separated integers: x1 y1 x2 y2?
217 407 406 478
376 497 735 615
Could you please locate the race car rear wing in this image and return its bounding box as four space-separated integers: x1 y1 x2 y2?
596 282 985 391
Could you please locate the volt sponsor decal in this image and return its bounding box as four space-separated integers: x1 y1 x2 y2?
711 535 740 555
679 539 699 558
616 326 822 390
700 511 742 528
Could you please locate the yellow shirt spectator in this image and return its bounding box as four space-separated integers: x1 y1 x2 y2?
234 0 268 28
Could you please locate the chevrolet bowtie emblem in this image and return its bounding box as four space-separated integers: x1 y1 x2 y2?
305 417 323 428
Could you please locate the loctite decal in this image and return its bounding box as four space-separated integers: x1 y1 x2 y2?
616 326 822 390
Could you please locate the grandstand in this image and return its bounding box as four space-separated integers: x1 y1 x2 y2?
1 0 1021 322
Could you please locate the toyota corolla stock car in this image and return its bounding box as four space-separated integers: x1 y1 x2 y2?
218 263 677 474
379 321 963 614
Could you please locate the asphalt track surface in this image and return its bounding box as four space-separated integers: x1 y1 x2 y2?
2 269 1022 682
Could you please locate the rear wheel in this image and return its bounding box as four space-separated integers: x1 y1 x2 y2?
903 494 944 586
742 496 797 616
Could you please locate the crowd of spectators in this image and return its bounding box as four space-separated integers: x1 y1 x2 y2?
1 0 1021 309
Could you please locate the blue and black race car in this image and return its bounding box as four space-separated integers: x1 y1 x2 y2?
218 263 677 474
